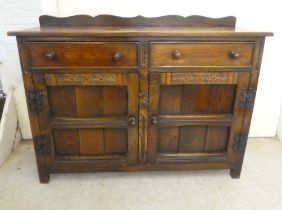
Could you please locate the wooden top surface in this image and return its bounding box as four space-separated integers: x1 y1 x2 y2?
7 15 273 37
7 26 273 37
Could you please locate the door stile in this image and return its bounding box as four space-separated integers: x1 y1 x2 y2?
32 73 55 166
226 72 251 163
127 74 139 164
147 73 160 163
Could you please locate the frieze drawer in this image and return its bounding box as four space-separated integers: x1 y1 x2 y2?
27 42 138 68
149 42 254 68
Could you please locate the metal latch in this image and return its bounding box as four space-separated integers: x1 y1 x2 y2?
27 90 43 112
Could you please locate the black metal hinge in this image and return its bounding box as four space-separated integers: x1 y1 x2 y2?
240 88 256 109
34 136 50 155
233 132 248 152
27 90 43 112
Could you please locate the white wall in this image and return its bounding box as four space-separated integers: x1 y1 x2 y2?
1 0 281 138
58 0 282 137
0 0 58 139
0 0 44 139
277 105 282 140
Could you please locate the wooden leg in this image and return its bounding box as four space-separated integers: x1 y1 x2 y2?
39 173 50 184
230 167 242 179
34 153 50 183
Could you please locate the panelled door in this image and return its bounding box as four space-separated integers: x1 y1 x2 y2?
33 73 138 166
147 71 250 164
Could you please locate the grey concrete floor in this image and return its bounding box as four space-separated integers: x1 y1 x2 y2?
0 138 282 210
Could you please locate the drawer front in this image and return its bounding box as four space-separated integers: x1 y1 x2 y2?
27 42 138 68
149 42 254 67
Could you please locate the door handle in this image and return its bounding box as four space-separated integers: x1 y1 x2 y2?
151 115 158 125
128 116 136 126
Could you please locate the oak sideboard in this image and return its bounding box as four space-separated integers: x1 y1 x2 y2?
8 15 272 183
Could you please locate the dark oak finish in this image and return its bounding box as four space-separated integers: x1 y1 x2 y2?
27 42 138 68
7 15 272 37
150 42 254 67
8 27 273 37
8 15 272 183
39 15 237 27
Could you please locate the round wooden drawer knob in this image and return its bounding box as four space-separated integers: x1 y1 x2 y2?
44 51 56 60
45 52 56 60
229 51 240 59
172 50 182 59
112 52 123 61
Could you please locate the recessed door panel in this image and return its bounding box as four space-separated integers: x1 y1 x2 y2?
148 72 250 164
33 73 138 165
